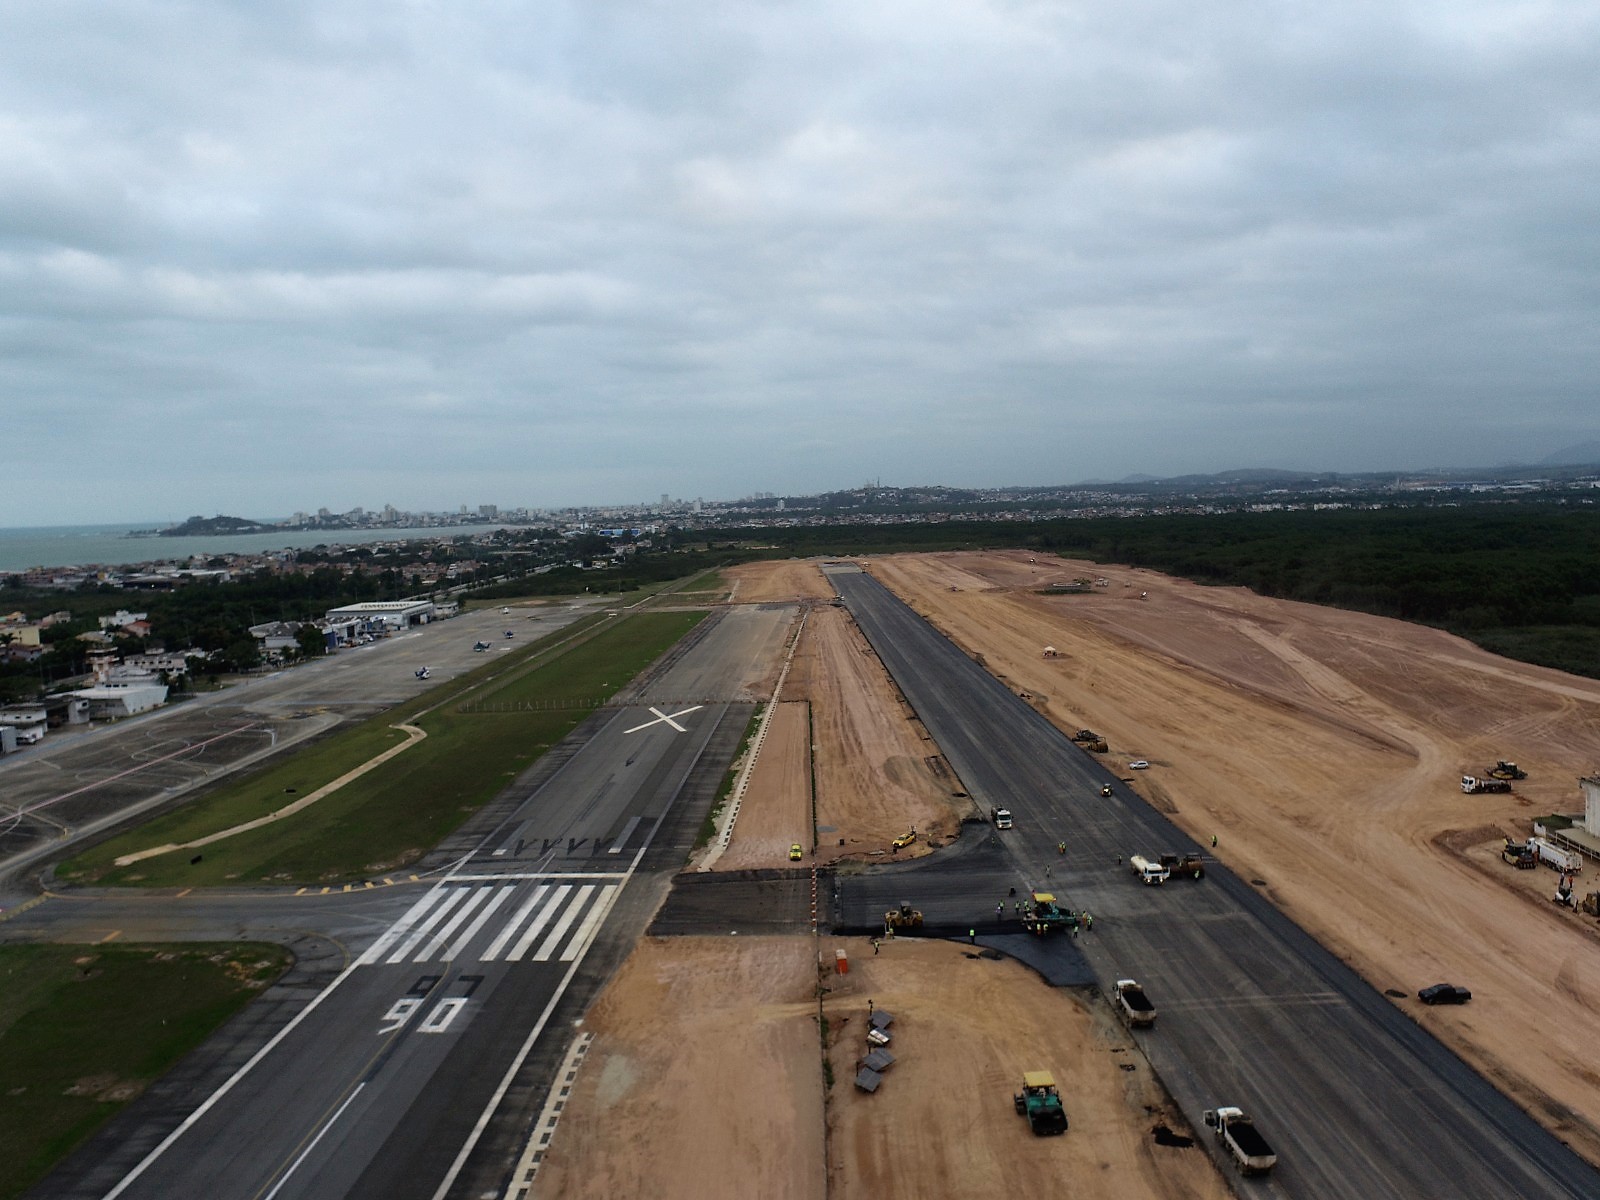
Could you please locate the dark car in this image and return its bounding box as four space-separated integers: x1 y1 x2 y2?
1418 983 1472 1005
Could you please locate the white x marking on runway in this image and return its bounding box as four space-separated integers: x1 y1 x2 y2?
624 705 702 734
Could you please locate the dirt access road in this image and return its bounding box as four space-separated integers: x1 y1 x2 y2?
534 936 1224 1200
868 549 1600 1162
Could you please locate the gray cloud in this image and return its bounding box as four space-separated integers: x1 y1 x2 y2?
2 0 1598 522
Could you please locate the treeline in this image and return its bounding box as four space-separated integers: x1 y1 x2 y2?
719 503 1600 678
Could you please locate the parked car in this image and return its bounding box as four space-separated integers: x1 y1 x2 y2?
1129 760 1150 770
1418 983 1472 1005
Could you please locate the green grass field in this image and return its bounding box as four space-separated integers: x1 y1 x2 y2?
60 610 706 887
0 943 290 1200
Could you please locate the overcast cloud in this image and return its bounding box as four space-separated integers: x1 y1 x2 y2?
3 0 1598 523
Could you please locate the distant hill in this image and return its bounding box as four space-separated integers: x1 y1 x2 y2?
1540 441 1600 467
159 514 272 537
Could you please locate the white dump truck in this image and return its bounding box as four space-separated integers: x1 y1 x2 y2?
1204 1106 1278 1175
1113 979 1157 1028
1129 854 1169 885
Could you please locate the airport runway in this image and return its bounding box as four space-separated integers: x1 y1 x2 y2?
827 564 1600 1200
0 601 600 882
21 602 791 1200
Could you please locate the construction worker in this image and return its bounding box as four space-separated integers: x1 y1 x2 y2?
1057 841 1066 855
1082 910 1093 931
1044 864 1052 878
1211 834 1218 848
968 928 976 945
996 903 1004 919
872 938 881 955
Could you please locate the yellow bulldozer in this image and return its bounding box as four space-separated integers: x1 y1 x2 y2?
884 901 924 930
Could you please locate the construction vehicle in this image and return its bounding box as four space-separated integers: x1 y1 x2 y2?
1501 839 1537 869
1582 892 1600 917
1489 760 1528 780
1461 775 1512 795
1204 1106 1277 1175
1021 891 1077 935
1129 855 1169 885
1529 837 1583 873
1113 979 1157 1028
1160 852 1206 880
1013 1071 1069 1135
883 902 923 930
1099 784 1113 798
1071 730 1110 752
990 806 1013 830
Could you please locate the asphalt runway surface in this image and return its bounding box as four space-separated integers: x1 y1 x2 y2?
17 602 792 1200
0 602 600 883
826 564 1600 1200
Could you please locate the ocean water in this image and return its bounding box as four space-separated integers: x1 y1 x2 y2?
0 523 505 574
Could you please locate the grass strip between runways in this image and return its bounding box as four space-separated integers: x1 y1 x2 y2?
0 943 292 1200
61 610 707 887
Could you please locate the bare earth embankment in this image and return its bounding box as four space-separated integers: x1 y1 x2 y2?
868 549 1600 1161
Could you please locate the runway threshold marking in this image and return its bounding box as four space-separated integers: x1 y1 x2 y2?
429 863 633 1200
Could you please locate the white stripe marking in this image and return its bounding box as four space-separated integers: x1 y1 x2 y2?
387 887 470 964
357 888 450 966
560 886 618 961
505 886 571 961
534 885 595 961
479 886 548 962
442 885 514 962
414 885 495 962
262 1083 366 1200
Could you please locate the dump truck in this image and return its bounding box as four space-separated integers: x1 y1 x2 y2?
1529 837 1583 873
1013 1071 1068 1135
1071 730 1110 752
1501 840 1537 869
1204 1106 1277 1175
991 806 1013 830
884 902 923 930
1160 852 1206 880
1113 979 1157 1028
1129 855 1169 885
1461 775 1513 794
1022 891 1077 935
1489 760 1528 780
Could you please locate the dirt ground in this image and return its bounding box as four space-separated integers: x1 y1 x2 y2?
786 604 970 863
532 938 826 1200
726 559 835 604
715 700 814 871
822 938 1228 1200
867 549 1600 1161
538 935 1227 1200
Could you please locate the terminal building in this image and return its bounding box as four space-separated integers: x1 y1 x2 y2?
324 599 438 633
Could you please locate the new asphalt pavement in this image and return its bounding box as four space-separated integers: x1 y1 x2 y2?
825 563 1600 1200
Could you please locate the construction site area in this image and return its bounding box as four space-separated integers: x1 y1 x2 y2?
532 551 1600 1196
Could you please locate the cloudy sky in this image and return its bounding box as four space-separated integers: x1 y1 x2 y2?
3 0 1598 523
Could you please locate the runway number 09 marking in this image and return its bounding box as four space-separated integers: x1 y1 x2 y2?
379 974 483 1036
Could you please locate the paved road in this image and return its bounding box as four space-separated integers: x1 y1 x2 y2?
0 602 601 883
827 564 1600 1200
19 603 793 1200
